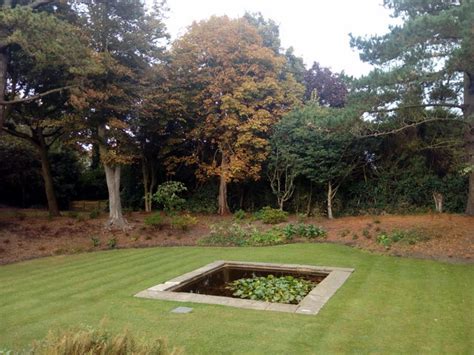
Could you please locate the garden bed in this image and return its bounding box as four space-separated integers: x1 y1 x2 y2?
0 209 472 264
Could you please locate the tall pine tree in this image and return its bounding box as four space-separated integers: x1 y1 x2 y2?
351 0 474 215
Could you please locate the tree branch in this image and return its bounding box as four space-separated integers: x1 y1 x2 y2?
28 0 55 9
368 103 464 114
358 117 464 138
2 127 37 145
0 85 75 106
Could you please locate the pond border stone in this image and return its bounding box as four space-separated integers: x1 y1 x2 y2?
134 260 354 315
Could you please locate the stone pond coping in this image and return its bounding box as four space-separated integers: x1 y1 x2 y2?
134 260 354 315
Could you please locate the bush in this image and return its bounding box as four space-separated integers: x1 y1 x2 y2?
282 223 326 240
198 222 284 247
144 213 165 229
226 275 315 304
152 181 187 213
170 214 197 231
28 326 178 355
255 206 288 224
91 236 100 247
282 224 297 240
376 229 429 248
376 233 391 248
107 237 117 249
198 222 249 247
233 209 246 220
247 229 284 246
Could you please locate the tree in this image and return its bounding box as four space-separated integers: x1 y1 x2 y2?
170 16 303 215
71 0 168 228
0 1 98 215
304 62 348 107
350 0 474 215
0 1 96 129
132 62 185 213
272 104 362 218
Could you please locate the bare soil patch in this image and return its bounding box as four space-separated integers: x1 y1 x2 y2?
0 209 472 265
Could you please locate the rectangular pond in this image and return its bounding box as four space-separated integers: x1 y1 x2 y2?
135 261 354 315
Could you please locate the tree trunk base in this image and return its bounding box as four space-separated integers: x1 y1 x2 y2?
105 216 131 231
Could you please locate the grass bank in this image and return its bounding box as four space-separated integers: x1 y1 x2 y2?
0 244 472 353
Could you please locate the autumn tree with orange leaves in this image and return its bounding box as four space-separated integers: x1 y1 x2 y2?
169 16 303 215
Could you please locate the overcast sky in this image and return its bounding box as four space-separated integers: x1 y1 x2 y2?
161 0 399 78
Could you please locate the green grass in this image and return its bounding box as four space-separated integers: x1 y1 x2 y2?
0 244 472 354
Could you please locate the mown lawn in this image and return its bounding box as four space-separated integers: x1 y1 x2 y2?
0 244 472 354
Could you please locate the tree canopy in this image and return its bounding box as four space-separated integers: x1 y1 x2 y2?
350 0 474 214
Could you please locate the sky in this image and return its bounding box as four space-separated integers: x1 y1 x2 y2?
161 0 400 78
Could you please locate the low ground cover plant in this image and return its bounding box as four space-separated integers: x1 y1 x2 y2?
254 207 288 224
247 229 284 246
233 209 246 220
198 222 284 247
144 213 165 229
90 236 100 247
283 223 327 240
376 229 430 248
226 275 315 304
170 214 198 231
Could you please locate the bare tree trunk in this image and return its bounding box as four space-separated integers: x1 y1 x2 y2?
239 186 245 210
327 181 334 219
217 151 230 215
37 135 60 216
150 162 157 209
98 124 127 228
306 182 313 216
433 192 443 213
142 157 151 212
0 49 8 129
104 164 127 229
464 72 474 215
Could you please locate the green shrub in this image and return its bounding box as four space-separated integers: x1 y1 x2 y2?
91 236 100 247
377 229 429 247
283 223 326 239
298 224 327 239
144 213 165 229
152 181 187 213
376 233 392 248
247 229 284 246
282 224 297 240
107 237 117 249
170 214 197 231
233 209 246 220
198 222 250 247
256 207 288 224
199 223 283 247
28 326 178 355
226 275 315 304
